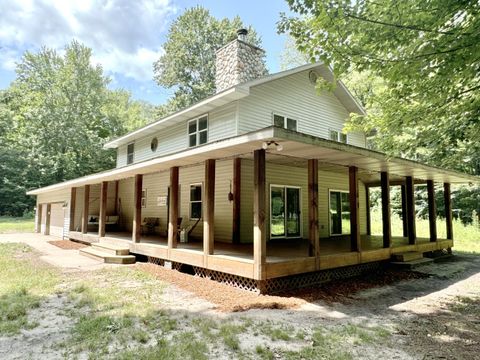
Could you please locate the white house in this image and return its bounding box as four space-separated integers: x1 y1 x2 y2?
27 29 478 292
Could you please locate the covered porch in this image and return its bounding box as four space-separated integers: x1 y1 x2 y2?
36 127 473 281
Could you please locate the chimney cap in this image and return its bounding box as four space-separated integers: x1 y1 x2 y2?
237 28 248 36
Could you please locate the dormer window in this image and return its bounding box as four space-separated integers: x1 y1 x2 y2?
127 143 134 164
273 113 297 131
329 129 347 144
188 115 208 147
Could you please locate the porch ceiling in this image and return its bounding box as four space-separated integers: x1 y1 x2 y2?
27 126 479 195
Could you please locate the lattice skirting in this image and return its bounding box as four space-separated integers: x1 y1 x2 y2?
147 256 384 294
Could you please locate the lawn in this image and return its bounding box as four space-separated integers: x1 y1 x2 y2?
0 216 35 233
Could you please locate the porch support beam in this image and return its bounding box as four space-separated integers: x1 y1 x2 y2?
381 172 391 248
204 159 216 261
81 185 90 234
401 185 408 238
349 166 361 252
308 159 320 267
99 181 108 238
132 174 143 243
253 149 266 280
232 158 241 244
168 167 179 249
36 204 42 233
44 203 51 235
114 180 119 215
69 187 76 232
405 176 416 245
427 180 437 242
444 183 453 240
366 186 371 236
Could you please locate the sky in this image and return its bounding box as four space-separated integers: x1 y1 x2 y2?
0 0 293 105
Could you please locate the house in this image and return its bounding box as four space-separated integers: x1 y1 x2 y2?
27 29 478 292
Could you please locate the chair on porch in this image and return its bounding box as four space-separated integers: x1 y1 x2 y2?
141 217 159 235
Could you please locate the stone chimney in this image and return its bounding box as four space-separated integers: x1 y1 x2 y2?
215 29 267 92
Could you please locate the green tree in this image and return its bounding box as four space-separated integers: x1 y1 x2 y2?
153 6 264 117
279 0 480 175
1 41 154 216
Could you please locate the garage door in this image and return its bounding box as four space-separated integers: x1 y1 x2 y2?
49 203 65 238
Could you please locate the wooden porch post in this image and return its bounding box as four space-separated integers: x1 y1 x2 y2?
427 180 437 242
45 203 51 235
308 159 320 267
99 181 108 238
82 185 90 234
444 183 453 240
253 149 266 280
366 186 371 236
349 166 361 252
204 160 216 261
381 172 392 248
36 204 42 233
168 167 179 249
405 176 416 245
114 180 119 215
232 158 241 244
69 187 76 232
132 174 143 243
401 185 408 238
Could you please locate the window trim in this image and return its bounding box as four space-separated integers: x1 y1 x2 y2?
187 114 209 148
189 183 203 220
141 189 147 208
269 184 303 239
328 189 351 236
272 112 298 131
329 129 348 144
126 142 135 165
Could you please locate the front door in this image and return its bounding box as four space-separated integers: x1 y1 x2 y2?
270 186 301 238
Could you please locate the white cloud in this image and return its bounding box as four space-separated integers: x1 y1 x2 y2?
0 0 176 81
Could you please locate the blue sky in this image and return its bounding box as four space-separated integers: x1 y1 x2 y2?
0 0 293 105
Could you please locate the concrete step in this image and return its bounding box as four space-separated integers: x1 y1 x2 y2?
92 242 130 256
390 257 434 270
79 247 136 265
391 251 423 262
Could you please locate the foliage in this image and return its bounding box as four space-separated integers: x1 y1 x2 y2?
0 41 154 216
279 0 480 176
153 6 264 117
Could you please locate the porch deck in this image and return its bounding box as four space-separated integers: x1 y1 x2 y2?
69 230 452 280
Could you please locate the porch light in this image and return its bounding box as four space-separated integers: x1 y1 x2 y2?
261 141 283 152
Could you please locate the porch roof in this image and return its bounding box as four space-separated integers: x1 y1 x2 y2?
27 126 479 195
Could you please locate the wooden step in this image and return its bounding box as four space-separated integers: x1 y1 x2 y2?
390 257 434 270
79 247 136 265
391 251 423 262
92 242 130 256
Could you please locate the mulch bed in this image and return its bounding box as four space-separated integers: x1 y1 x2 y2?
47 240 87 250
138 262 428 312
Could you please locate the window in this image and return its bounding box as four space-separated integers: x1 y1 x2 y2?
329 190 350 235
150 137 158 152
127 143 134 164
329 129 347 144
273 113 297 131
270 185 301 238
188 115 208 147
189 184 202 219
141 189 147 208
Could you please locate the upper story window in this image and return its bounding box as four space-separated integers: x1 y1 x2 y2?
127 142 134 164
329 129 347 144
273 114 297 131
188 115 208 147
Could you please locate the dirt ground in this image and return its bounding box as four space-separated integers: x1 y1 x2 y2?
0 233 479 359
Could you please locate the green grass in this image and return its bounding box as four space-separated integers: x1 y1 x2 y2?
0 243 59 335
370 210 480 253
0 216 35 233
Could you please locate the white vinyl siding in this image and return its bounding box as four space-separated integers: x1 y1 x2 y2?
239 160 367 243
237 70 366 147
115 104 237 167
37 188 71 238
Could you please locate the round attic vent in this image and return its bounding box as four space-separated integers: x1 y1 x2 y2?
308 70 319 85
